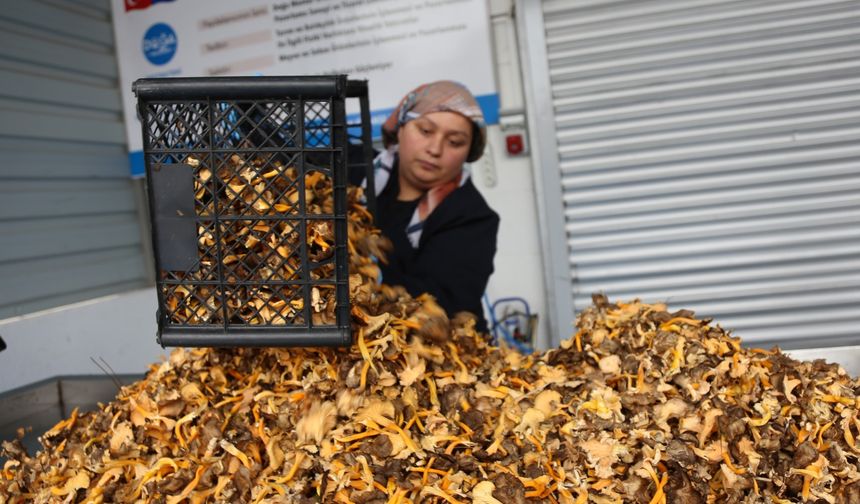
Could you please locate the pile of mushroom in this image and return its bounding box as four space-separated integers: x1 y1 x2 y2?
3 167 860 504
163 154 346 327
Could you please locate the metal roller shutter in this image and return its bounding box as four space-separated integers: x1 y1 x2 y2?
0 0 152 319
521 0 860 348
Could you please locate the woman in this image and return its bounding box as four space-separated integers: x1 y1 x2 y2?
353 81 499 333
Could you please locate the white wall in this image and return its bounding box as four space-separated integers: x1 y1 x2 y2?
475 0 550 349
474 126 549 348
0 288 163 394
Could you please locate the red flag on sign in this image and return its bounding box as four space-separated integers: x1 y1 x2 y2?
125 0 153 11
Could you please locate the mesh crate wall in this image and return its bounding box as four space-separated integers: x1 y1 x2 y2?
134 76 354 347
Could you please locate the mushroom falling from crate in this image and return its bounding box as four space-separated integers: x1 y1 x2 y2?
134 76 375 347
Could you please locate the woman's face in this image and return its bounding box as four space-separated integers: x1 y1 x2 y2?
397 111 473 193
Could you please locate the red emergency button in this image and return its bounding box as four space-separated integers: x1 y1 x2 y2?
505 133 524 155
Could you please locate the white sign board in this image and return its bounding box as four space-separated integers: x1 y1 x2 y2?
111 0 499 176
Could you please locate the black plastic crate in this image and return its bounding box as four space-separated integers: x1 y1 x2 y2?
134 76 373 347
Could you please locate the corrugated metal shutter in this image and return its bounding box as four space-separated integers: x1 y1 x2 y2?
539 0 860 347
0 0 151 319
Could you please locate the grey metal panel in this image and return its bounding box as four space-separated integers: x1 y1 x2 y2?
0 97 121 124
0 0 114 46
0 180 139 218
0 247 147 318
0 139 130 179
567 192 860 235
0 19 109 61
0 0 150 320
0 68 122 112
0 214 141 263
67 0 112 12
0 107 125 144
0 58 117 89
544 0 860 37
0 281 150 321
0 28 117 79
530 0 860 348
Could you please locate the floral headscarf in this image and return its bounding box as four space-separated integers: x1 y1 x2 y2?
371 81 487 248
381 80 487 163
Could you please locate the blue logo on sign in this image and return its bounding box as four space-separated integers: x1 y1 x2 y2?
142 23 177 65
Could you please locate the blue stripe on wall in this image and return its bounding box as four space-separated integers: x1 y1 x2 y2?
129 151 145 178
477 93 500 125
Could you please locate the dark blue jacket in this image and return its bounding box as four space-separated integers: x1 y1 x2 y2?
351 161 499 333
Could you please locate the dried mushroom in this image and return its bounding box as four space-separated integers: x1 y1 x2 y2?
164 154 341 327
3 157 860 503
